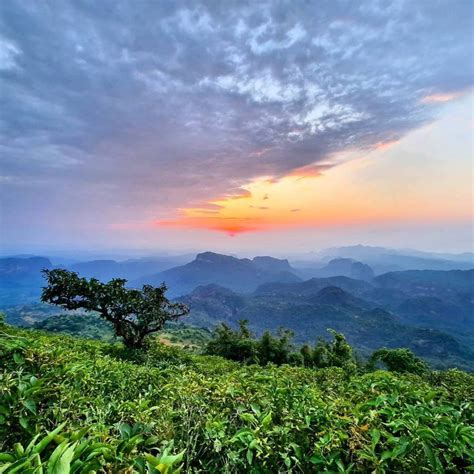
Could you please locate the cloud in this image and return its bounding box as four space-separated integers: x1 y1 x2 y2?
421 92 464 104
0 0 472 241
0 35 21 70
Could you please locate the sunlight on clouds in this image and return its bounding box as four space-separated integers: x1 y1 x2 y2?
157 93 473 236
421 92 463 103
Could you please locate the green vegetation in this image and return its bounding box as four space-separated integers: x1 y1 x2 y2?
369 348 428 375
181 281 474 372
1 322 473 473
33 313 116 341
41 269 189 348
33 313 212 351
206 321 357 371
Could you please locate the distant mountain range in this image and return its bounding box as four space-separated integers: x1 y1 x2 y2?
293 245 474 274
296 257 375 281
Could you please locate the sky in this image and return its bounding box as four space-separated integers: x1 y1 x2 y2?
0 0 473 256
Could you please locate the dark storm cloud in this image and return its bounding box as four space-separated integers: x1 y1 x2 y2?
0 0 472 227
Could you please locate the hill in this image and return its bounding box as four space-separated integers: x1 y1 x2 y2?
132 252 302 296
374 269 474 295
1 326 473 472
0 256 53 306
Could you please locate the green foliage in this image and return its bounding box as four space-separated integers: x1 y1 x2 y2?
369 348 428 375
32 313 212 351
1 326 473 473
206 321 357 372
257 329 294 365
206 320 256 362
34 312 116 341
300 330 357 372
41 269 189 348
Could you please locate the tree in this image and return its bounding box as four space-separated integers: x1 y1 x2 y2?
327 329 355 371
206 320 256 362
312 337 331 368
300 343 313 367
41 269 189 349
368 348 427 375
256 328 294 365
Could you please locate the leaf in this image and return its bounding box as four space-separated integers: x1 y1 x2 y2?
381 450 393 461
145 449 185 471
47 441 77 474
310 455 325 465
261 412 272 428
239 413 257 424
0 454 15 462
23 399 36 415
13 353 25 365
0 456 34 474
371 428 381 448
422 442 440 471
118 422 131 439
250 403 260 416
34 423 66 455
19 415 29 430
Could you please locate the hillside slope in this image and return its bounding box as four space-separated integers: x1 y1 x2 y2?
0 326 472 472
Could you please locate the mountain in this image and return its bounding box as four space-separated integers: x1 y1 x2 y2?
0 256 53 306
369 270 474 339
69 255 192 281
177 269 474 370
252 256 292 272
310 245 474 274
131 252 302 296
2 251 473 370
255 276 374 298
294 258 375 280
374 269 474 296
314 258 375 280
308 286 371 309
0 256 52 275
